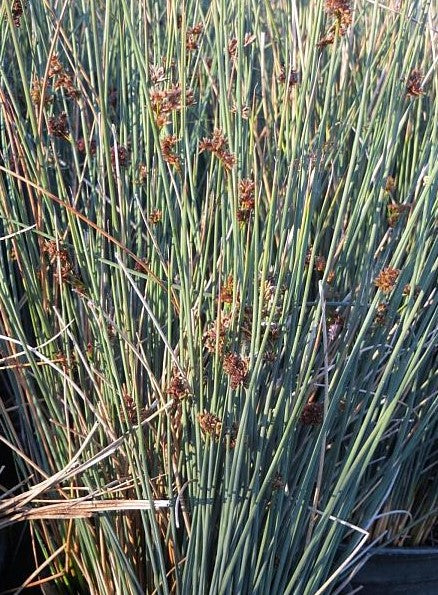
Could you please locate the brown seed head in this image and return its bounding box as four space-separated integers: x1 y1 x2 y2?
149 65 166 85
272 473 285 490
77 137 96 155
48 112 69 138
374 302 388 326
228 38 238 58
148 209 162 225
387 204 410 227
54 72 80 99
110 145 130 168
204 314 231 354
406 69 423 97
30 78 52 106
138 164 148 183
48 55 64 77
166 371 190 401
161 134 180 169
385 176 397 194
219 275 235 304
317 32 335 48
198 410 222 440
199 129 236 172
12 1 25 26
315 255 327 272
300 402 324 426
328 314 343 343
223 352 249 390
325 0 352 33
374 267 400 293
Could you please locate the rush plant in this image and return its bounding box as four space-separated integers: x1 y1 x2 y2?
0 0 436 593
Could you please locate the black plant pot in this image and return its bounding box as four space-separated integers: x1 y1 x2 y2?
349 547 438 594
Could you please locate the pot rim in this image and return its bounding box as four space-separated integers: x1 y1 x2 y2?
363 545 438 556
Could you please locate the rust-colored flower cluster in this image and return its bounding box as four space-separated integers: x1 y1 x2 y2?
12 0 25 26
148 209 162 225
374 267 400 293
48 112 69 139
237 178 256 224
110 145 130 168
228 38 238 58
186 23 203 51
121 385 136 422
374 302 387 326
48 54 79 99
150 84 194 128
30 78 53 106
42 239 73 282
385 175 397 194
406 69 423 97
198 412 238 448
77 137 96 156
199 128 236 172
166 371 190 401
160 134 180 169
317 0 352 47
137 164 148 184
315 255 327 273
223 352 249 389
230 103 251 119
149 65 165 85
305 250 335 283
198 410 222 440
227 33 255 60
219 275 235 304
300 401 324 426
387 203 410 227
278 66 299 87
204 314 231 354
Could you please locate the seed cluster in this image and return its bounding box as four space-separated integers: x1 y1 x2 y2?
199 129 236 172
374 302 387 326
150 85 194 128
30 78 53 106
48 112 69 139
219 275 235 304
198 410 222 440
186 23 203 51
160 134 180 169
327 313 344 343
42 239 73 282
12 0 25 26
166 371 190 402
204 314 231 354
374 267 400 294
318 0 352 47
223 352 249 389
148 209 162 225
48 54 79 99
387 204 410 227
300 402 324 426
77 137 97 156
237 178 256 224
406 69 423 97
110 145 130 168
